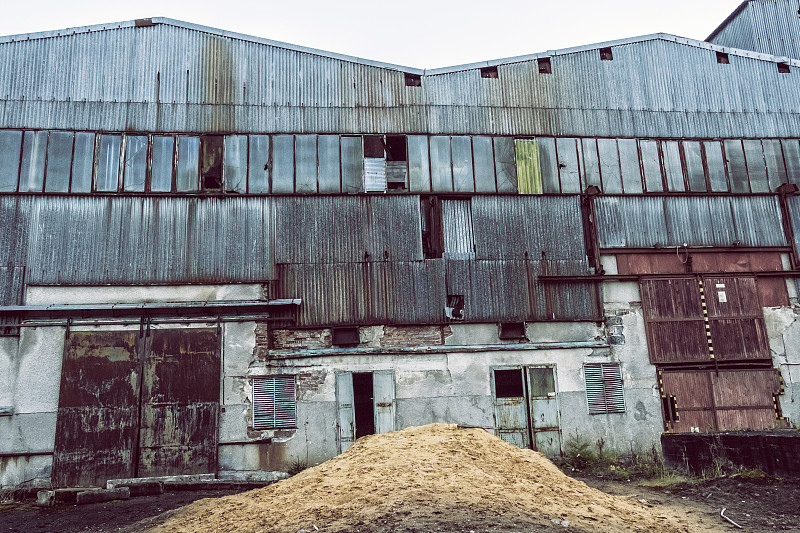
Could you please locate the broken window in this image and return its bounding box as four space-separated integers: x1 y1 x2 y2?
95 134 122 192
499 322 527 340
252 375 297 430
0 130 22 192
585 363 625 415
176 136 199 192
599 47 613 61
421 196 444 259
445 294 465 321
123 135 148 192
480 66 499 78
494 369 524 398
716 51 729 64
150 136 175 192
778 62 790 74
364 135 408 192
404 73 422 87
538 57 552 74
200 135 224 190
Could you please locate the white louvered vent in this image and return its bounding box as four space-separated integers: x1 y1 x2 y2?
253 375 297 430
585 363 625 415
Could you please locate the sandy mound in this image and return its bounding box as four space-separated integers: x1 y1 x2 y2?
142 424 687 533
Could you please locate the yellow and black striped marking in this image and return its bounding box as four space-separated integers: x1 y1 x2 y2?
698 279 715 359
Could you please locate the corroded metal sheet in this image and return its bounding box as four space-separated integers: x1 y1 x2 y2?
138 328 220 477
52 331 140 488
704 276 770 362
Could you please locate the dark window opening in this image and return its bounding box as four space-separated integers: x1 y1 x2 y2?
538 57 552 74
716 51 730 64
421 196 444 259
495 369 524 398
599 47 613 61
499 322 527 340
445 294 465 320
778 62 791 73
480 66 499 78
364 136 385 158
385 136 407 161
404 73 422 87
332 326 360 346
200 135 224 190
353 373 375 438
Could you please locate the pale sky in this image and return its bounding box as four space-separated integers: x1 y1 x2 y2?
0 0 745 68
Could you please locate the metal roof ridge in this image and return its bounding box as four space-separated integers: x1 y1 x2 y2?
706 0 752 42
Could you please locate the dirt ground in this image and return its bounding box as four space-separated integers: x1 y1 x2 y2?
1 425 799 533
2 476 799 532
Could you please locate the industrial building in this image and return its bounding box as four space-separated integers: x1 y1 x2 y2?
2 0 800 488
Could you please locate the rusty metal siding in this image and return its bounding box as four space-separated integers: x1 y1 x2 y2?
641 278 709 364
25 196 276 284
787 196 800 264
708 0 800 60
0 266 24 306
704 276 770 361
471 196 585 260
274 196 422 264
2 22 800 137
595 196 786 248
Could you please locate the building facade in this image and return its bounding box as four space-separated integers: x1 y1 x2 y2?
2 5 800 488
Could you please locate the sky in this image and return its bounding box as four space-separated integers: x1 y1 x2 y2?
0 0 745 68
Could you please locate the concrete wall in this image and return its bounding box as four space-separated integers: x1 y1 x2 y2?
764 306 800 426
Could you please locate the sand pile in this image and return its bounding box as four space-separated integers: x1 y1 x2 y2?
142 424 687 533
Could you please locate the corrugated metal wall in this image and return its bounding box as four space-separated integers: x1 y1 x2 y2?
709 0 800 60
595 195 787 248
2 22 800 137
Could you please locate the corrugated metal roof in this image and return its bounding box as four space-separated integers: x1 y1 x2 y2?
1 21 800 137
595 195 787 248
708 1 800 60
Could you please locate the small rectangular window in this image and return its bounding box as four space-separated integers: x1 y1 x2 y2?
223 135 248 193
385 135 408 190
778 62 791 74
176 136 200 192
599 47 613 61
0 130 23 192
332 326 360 346
123 135 148 192
71 132 95 193
499 322 527 340
252 375 297 430
44 131 74 193
538 57 552 74
95 134 121 192
585 363 625 415
19 131 47 192
150 136 175 192
364 135 387 192
248 135 270 194
480 66 498 78
404 73 422 87
200 135 224 190
716 51 729 64
495 369 524 398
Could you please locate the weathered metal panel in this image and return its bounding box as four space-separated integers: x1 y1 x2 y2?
0 196 33 266
336 372 355 453
138 328 220 478
704 276 770 362
441 199 475 259
0 266 24 306
640 278 709 364
660 370 716 433
708 0 800 60
493 137 517 193
407 135 431 192
514 139 542 195
52 331 140 487
713 370 783 432
471 196 585 260
372 370 395 435
493 368 531 449
527 366 562 456
430 136 453 192
595 196 785 248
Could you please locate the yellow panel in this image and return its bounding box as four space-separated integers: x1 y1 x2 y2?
515 139 543 195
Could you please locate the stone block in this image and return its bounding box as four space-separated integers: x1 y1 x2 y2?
75 487 130 505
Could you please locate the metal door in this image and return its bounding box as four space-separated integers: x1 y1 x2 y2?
335 372 355 453
52 331 141 487
527 366 562 456
492 368 531 449
372 370 396 435
137 328 220 477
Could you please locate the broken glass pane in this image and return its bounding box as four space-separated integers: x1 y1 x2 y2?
123 135 147 192
95 134 121 192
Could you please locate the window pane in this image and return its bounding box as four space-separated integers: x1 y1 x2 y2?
176 136 199 192
724 140 749 193
200 135 223 190
123 135 147 192
19 131 47 192
95 134 121 192
598 138 623 194
272 135 294 193
224 135 247 193
639 140 662 192
684 141 706 192
0 130 22 192
248 135 270 193
71 132 95 193
151 136 174 192
44 132 74 192
704 141 728 192
295 135 317 193
617 139 642 194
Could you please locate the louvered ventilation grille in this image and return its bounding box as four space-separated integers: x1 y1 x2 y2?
253 375 297 429
585 363 625 415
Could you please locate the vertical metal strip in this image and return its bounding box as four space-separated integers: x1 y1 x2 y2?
697 278 715 360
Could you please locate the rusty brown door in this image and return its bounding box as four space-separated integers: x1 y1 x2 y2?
52 331 142 487
640 278 710 364
703 276 770 362
137 328 220 477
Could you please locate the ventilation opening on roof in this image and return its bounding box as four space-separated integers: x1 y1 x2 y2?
480 66 499 78
135 18 157 27
499 322 527 340
404 73 422 87
716 51 730 64
445 295 465 320
778 62 791 73
200 135 223 190
538 57 552 74
599 47 613 61
332 326 360 346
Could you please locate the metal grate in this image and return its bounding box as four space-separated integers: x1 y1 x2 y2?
585 363 625 415
252 375 297 430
